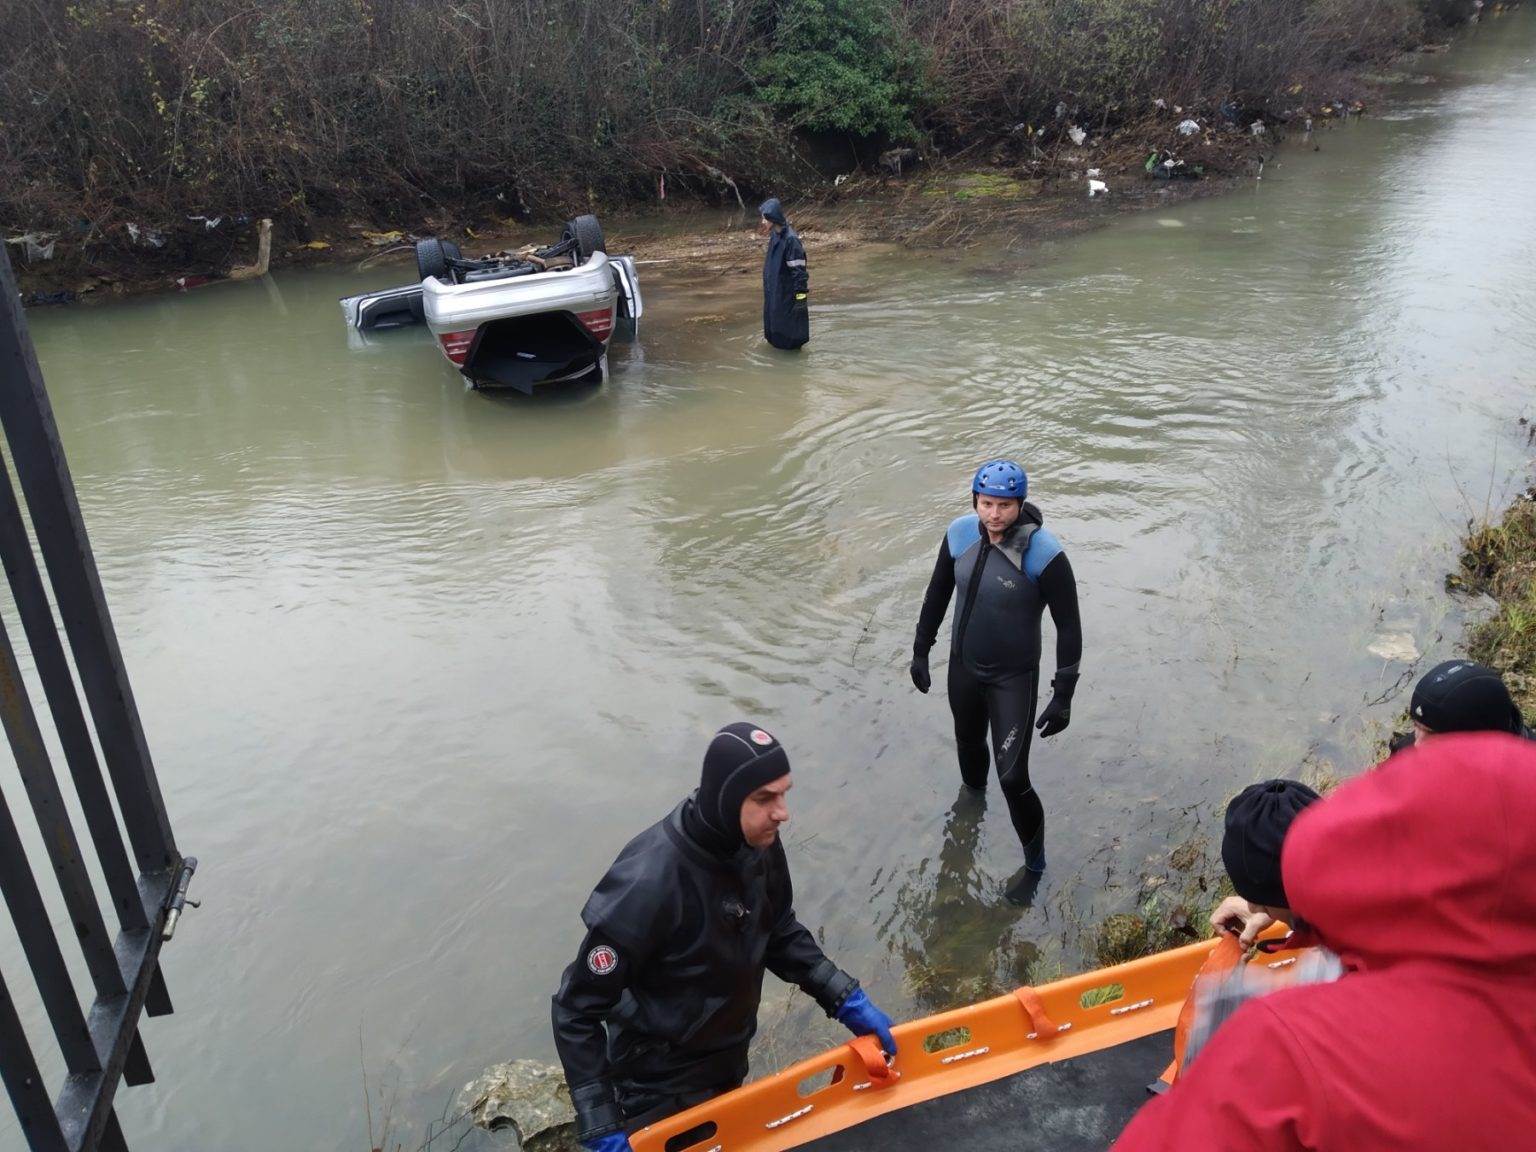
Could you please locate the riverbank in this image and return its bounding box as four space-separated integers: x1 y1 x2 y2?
10 2 1513 304
0 103 1374 304
1452 471 1536 717
1099 421 1536 970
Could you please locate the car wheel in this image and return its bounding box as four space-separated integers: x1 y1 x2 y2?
415 238 450 281
563 214 606 262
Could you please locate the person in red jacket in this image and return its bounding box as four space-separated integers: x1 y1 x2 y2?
1114 732 1536 1152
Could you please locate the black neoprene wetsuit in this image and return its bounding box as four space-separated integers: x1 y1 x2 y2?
912 504 1082 857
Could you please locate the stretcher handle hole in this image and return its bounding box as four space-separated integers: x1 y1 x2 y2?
664 1120 717 1152
922 1026 972 1054
1079 982 1126 1009
796 1064 845 1098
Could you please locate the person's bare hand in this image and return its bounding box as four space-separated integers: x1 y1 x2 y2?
1210 896 1274 947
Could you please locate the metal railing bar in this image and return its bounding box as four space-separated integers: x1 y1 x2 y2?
0 606 157 1090
119 1035 152 1089
0 251 178 875
0 787 98 1074
0 615 127 1000
0 965 69 1152
0 457 148 933
55 868 174 1152
96 1112 129 1152
142 968 172 1019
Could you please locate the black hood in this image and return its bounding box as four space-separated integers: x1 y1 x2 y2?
694 721 791 851
759 197 787 226
1412 659 1523 735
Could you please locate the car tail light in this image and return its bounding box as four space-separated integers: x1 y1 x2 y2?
438 330 475 364
575 307 614 341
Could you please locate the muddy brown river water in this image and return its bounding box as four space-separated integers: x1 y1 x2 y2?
4 11 1536 1150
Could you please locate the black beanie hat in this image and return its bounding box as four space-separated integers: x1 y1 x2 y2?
1222 780 1321 910
1411 659 1523 736
697 722 791 847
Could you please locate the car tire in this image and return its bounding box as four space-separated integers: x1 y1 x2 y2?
416 238 450 281
442 240 463 263
563 214 606 261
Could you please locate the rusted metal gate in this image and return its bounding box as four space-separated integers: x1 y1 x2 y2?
0 246 195 1149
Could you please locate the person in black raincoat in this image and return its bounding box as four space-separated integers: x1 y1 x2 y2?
551 722 897 1152
759 198 809 350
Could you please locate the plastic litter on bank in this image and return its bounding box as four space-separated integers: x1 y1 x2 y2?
4 233 56 263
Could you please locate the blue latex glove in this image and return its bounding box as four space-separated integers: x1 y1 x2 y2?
835 988 898 1056
583 1133 633 1152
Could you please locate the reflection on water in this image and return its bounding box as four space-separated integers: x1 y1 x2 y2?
1 11 1534 1150
886 787 1040 1014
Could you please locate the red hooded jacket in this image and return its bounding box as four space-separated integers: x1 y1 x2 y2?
1115 733 1536 1151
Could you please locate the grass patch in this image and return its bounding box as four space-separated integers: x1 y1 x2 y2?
922 1026 972 1053
920 171 1041 201
1451 488 1536 716
1079 983 1125 1009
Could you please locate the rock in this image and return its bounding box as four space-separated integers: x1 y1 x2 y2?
1367 632 1419 662
1169 835 1207 873
459 1060 579 1150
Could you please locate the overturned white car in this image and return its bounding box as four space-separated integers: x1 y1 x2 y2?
341 215 641 393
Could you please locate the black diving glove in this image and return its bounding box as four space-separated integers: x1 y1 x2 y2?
909 654 931 694
1035 672 1078 737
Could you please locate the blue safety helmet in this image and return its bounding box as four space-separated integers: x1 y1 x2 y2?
972 459 1027 500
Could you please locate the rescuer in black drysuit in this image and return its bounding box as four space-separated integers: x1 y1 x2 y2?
551 723 897 1152
908 460 1082 895
759 198 809 350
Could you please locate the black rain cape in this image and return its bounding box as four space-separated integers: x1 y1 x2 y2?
761 199 809 350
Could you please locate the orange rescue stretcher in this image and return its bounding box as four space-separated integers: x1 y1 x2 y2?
631 931 1295 1152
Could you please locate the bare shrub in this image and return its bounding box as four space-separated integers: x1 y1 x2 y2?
0 0 1451 244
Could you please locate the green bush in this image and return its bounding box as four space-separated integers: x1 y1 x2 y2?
752 0 931 140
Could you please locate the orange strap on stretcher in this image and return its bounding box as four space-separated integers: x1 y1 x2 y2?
1013 987 1058 1037
847 1034 895 1084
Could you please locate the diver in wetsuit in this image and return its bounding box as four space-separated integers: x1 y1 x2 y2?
908 460 1082 893
551 723 896 1152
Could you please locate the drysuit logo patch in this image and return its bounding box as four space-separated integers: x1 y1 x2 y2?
586 945 618 975
997 575 1016 589
1001 726 1019 753
750 728 773 746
